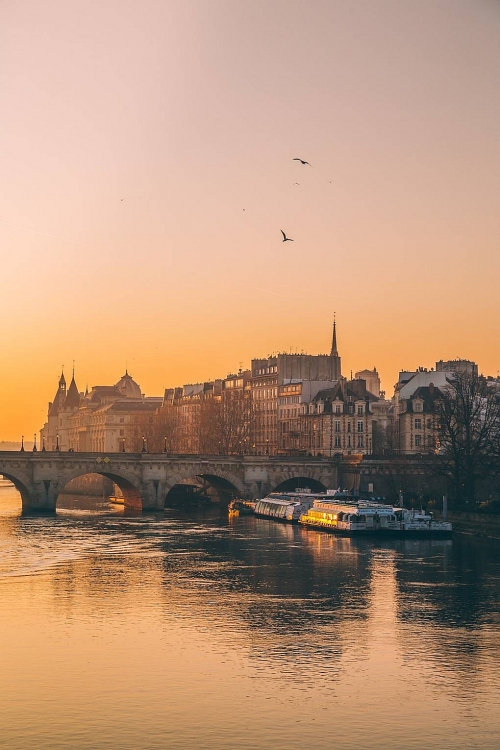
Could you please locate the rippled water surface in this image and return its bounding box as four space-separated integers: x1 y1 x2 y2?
1 487 499 750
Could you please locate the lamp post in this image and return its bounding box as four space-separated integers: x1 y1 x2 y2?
163 437 168 453
141 436 147 453
33 433 37 452
20 435 25 452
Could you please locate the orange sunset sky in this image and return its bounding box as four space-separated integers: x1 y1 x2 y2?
1 0 500 440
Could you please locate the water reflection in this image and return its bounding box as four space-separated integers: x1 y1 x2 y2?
0 489 499 749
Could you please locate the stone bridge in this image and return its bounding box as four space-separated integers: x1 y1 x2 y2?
0 451 363 514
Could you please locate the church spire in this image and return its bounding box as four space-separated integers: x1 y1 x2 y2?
331 315 338 357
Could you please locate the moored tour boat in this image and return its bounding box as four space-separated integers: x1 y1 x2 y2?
253 489 319 522
299 497 399 535
299 497 453 537
394 507 453 537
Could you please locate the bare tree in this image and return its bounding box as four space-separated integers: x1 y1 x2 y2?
436 372 500 506
133 405 181 453
199 389 252 454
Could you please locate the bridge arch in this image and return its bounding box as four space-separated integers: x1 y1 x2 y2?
56 468 143 510
0 470 32 512
165 470 245 506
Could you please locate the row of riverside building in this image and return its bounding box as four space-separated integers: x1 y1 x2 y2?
39 321 483 457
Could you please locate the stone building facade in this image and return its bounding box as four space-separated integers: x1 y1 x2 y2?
40 371 162 452
250 321 342 455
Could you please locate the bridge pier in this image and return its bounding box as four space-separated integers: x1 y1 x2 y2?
22 480 58 514
139 479 167 512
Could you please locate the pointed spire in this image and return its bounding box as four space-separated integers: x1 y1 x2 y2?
331 314 338 357
64 368 80 409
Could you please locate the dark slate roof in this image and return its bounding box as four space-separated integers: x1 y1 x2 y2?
406 386 442 413
98 400 160 413
64 377 80 409
48 386 66 416
312 380 378 410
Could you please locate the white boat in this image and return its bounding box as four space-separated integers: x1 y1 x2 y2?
300 497 400 535
254 489 319 522
393 507 453 537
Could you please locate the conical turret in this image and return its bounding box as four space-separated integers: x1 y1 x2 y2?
64 368 80 409
48 369 67 416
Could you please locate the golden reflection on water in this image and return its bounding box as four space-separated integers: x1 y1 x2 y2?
0 488 499 750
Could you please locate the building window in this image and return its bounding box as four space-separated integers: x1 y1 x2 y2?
120 429 124 436
414 418 422 429
347 422 351 433
335 404 341 414
357 421 364 432
334 436 341 448
357 405 364 415
426 419 432 429
119 418 124 423
357 436 364 448
415 434 422 447
414 401 423 412
335 420 340 433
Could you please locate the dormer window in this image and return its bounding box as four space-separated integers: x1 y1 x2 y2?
414 400 423 412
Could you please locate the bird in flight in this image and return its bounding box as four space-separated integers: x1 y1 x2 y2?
120 198 124 201
293 158 312 166
293 182 300 185
281 230 294 242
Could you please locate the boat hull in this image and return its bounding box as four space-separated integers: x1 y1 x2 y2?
299 519 453 538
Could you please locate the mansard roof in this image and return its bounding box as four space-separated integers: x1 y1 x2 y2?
406 385 442 413
92 399 160 414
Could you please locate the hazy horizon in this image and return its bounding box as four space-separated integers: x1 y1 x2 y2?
2 0 500 440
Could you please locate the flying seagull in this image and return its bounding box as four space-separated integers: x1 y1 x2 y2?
293 182 300 185
293 158 312 166
281 230 294 242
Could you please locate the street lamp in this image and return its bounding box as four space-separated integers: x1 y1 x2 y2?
20 435 25 452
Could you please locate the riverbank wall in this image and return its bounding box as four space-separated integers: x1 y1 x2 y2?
448 511 500 541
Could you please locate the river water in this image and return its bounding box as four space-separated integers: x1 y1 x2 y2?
0 487 499 750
